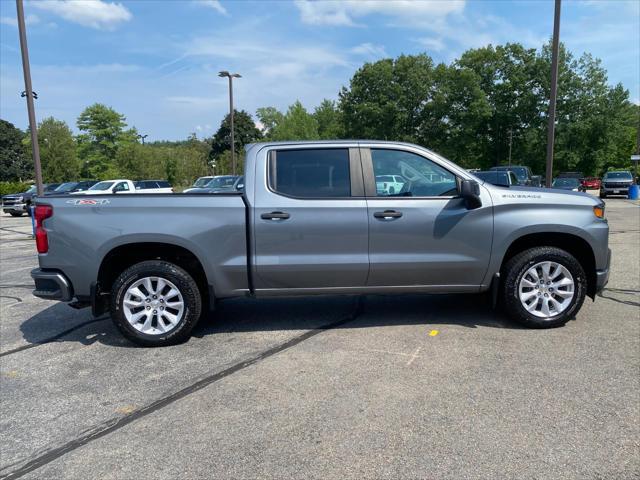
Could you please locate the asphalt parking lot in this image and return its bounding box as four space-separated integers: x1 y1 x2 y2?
1 198 639 479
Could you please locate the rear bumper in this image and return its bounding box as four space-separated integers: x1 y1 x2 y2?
595 248 611 294
31 268 73 301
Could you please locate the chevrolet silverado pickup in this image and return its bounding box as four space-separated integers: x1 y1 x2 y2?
31 141 611 346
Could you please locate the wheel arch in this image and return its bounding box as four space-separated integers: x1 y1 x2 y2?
499 232 597 299
95 241 212 314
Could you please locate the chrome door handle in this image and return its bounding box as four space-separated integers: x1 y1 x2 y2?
373 210 402 220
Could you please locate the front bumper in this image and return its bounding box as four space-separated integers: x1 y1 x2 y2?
3 203 27 213
595 248 611 294
31 268 73 301
602 186 630 195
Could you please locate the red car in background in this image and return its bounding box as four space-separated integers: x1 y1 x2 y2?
580 177 602 191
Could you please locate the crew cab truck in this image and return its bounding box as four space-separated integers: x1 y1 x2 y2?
31 141 611 347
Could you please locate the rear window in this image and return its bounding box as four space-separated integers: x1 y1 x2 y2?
270 149 351 198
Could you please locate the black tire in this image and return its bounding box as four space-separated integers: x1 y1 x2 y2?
502 247 587 328
110 260 202 347
9 212 23 217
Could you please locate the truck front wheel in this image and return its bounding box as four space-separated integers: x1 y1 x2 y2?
502 247 587 328
110 260 202 346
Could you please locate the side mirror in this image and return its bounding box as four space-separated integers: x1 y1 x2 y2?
460 179 482 209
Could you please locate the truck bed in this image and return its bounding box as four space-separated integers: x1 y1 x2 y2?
37 193 249 299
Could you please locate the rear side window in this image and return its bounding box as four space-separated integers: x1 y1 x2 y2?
270 149 351 198
157 181 171 188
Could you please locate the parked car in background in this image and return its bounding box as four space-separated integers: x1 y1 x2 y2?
44 181 98 196
192 176 214 188
489 166 541 187
32 140 610 346
72 179 136 195
552 177 581 191
600 171 634 198
580 177 601 191
2 183 60 216
134 180 174 193
473 170 519 187
375 175 406 195
183 175 239 193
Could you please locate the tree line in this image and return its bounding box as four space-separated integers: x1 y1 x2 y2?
1 41 638 187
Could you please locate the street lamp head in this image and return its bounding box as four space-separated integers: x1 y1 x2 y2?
219 71 241 78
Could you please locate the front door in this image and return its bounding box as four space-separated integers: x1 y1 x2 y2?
362 146 493 289
253 146 369 290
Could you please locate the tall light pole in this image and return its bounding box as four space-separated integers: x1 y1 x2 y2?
219 71 241 175
16 0 43 196
545 0 562 188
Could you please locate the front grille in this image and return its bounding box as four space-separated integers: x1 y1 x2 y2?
2 197 20 206
604 182 630 188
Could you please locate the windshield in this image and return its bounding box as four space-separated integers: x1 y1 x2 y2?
193 177 212 187
206 176 237 188
89 181 115 191
54 182 79 192
604 172 632 179
553 178 580 187
491 166 527 181
25 186 37 194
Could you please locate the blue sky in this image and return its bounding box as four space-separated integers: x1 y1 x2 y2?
1 0 638 141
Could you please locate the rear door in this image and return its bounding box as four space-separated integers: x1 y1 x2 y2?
252 146 369 290
362 146 493 289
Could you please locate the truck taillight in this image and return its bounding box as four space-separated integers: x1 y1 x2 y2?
34 204 53 254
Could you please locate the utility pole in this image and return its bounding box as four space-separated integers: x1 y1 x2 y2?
508 129 513 167
137 134 148 145
16 0 43 196
219 71 241 175
545 0 562 188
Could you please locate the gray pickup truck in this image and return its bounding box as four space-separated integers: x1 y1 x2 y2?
31 141 610 346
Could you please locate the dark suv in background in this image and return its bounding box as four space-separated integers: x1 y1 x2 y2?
600 171 634 198
489 165 542 187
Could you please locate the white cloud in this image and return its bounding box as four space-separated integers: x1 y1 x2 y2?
350 43 387 58
0 14 40 27
31 0 132 30
294 0 465 26
192 0 228 16
416 37 445 53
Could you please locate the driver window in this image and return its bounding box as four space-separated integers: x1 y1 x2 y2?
370 149 457 197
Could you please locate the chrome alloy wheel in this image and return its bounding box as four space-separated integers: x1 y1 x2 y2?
122 276 185 335
518 261 575 319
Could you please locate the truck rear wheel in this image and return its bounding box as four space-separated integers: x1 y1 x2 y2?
110 260 202 347
502 247 586 328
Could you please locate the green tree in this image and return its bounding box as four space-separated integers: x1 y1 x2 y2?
314 99 342 139
0 119 31 181
25 118 80 182
256 106 284 138
268 101 319 141
210 110 262 161
76 103 132 178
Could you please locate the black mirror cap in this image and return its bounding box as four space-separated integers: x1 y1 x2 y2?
460 179 482 209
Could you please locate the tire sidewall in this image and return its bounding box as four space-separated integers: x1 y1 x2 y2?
111 261 201 346
504 248 586 327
